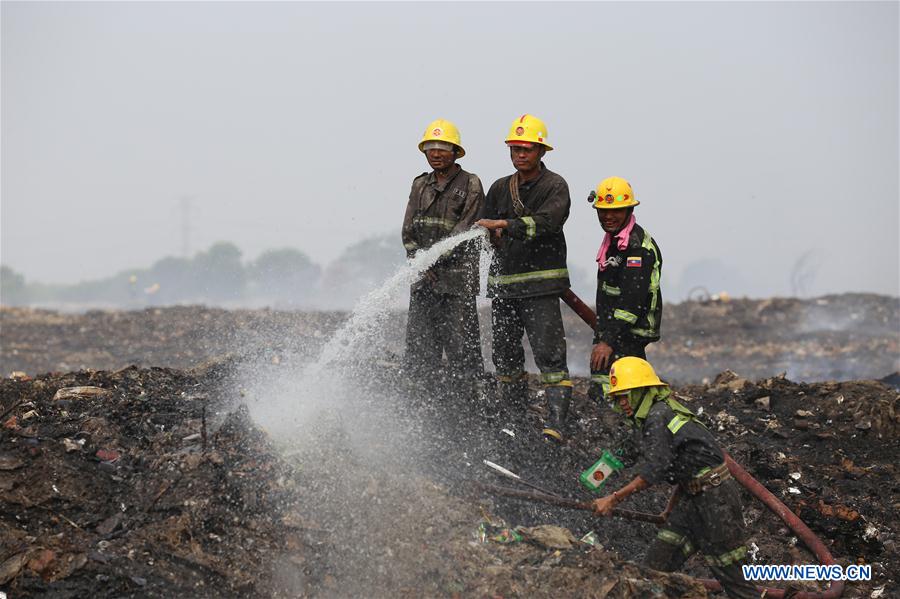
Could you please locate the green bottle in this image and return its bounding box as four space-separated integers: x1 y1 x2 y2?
580 450 624 493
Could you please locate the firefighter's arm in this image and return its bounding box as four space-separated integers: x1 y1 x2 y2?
401 181 421 258
451 175 485 236
597 247 655 346
592 475 650 516
476 181 508 246
505 178 570 241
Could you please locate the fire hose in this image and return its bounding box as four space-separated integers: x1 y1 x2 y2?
558 289 844 598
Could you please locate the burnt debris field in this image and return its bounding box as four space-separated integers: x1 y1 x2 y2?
1 294 898 598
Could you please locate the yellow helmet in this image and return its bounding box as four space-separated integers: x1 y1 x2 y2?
418 119 465 158
505 114 553 150
593 176 639 209
608 357 666 395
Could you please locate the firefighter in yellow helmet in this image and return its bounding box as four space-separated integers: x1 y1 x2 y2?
593 357 757 599
401 119 485 391
475 114 573 441
588 176 663 400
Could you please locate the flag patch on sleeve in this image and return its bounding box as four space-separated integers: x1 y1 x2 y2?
626 256 642 268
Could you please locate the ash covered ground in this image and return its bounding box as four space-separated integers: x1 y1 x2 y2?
1 294 898 598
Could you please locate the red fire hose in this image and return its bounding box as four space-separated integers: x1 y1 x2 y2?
560 289 845 598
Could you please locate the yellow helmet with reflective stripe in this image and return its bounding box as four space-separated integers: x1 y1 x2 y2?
593 176 639 209
505 114 553 150
418 119 465 158
608 357 666 395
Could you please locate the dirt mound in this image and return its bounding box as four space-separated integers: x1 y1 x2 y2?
1 360 897 597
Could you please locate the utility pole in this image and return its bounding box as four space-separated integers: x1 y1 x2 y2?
180 196 192 257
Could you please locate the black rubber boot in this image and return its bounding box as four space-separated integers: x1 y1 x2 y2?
542 385 571 442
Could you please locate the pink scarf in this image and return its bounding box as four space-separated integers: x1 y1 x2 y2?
596 214 636 271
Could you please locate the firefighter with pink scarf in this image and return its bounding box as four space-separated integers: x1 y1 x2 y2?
588 177 663 400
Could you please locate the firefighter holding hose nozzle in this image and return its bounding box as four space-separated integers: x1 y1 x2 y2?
476 114 573 442
592 357 758 599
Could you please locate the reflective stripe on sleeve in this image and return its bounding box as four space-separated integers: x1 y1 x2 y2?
521 216 536 239
412 216 456 230
614 309 638 324
601 282 621 296
630 327 657 338
488 268 569 286
667 414 690 434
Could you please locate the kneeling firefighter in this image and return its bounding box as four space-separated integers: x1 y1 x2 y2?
591 357 758 599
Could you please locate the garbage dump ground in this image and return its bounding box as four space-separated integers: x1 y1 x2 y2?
1 296 898 598
2 292 897 382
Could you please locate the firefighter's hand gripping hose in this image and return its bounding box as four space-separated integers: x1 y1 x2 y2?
559 289 845 599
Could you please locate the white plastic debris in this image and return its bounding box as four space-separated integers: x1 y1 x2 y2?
871 585 885 598
748 542 760 560
795 409 814 418
53 386 111 401
788 487 801 495
864 525 879 540
789 472 802 480
61 438 85 453
501 428 515 438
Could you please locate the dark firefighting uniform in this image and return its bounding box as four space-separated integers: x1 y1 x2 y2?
401 166 484 384
592 222 662 396
629 389 757 599
481 164 572 410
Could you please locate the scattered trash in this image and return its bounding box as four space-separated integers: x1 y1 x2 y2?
487 526 523 544
579 450 623 493
95 449 120 463
748 542 760 560
62 438 85 453
517 525 577 549
715 411 739 431
501 428 515 438
52 386 111 401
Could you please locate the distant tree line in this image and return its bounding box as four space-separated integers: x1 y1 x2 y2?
1 236 405 310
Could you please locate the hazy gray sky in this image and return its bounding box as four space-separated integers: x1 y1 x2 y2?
2 1 898 299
